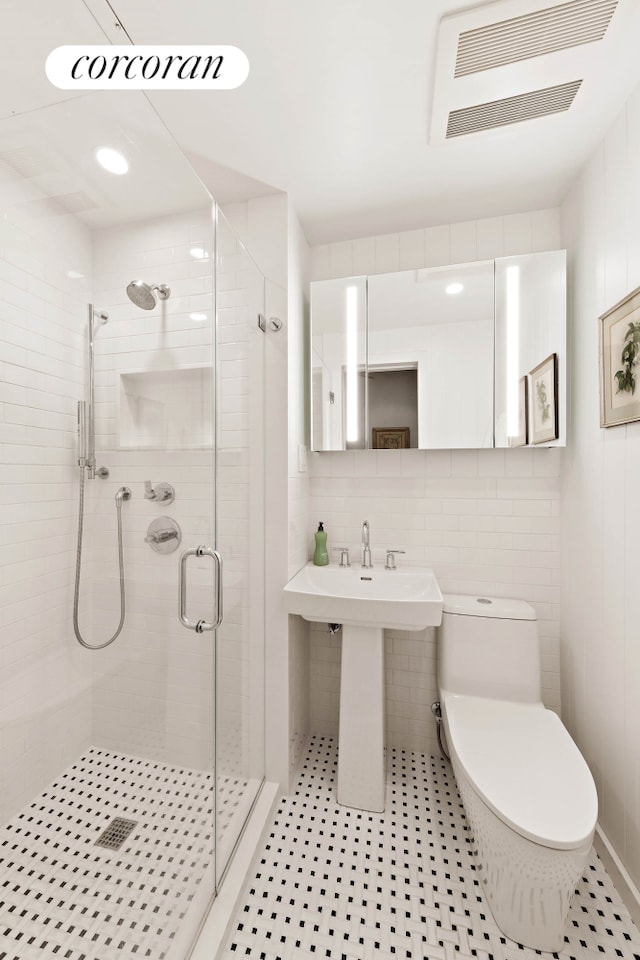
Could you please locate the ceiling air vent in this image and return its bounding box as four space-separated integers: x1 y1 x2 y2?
446 79 582 138
0 145 56 180
455 0 618 76
19 192 99 218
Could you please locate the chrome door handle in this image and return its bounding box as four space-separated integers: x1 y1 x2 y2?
179 545 223 633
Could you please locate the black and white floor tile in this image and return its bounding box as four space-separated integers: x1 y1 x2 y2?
221 736 640 960
0 748 217 960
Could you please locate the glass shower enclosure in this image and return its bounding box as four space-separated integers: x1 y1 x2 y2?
0 84 265 958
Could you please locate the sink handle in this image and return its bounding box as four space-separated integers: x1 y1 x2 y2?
385 549 406 570
333 547 351 567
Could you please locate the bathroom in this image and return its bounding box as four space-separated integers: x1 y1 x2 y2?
2 0 640 957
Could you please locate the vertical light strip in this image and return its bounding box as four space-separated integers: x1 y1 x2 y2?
506 265 520 437
345 285 359 443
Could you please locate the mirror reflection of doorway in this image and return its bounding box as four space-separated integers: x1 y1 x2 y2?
341 364 419 449
369 366 418 448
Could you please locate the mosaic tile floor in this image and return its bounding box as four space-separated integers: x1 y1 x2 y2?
0 748 216 960
221 735 640 960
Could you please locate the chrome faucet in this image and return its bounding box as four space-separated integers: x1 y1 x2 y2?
361 520 372 568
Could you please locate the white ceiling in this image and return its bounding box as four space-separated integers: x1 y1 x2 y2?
106 0 640 244
3 0 640 244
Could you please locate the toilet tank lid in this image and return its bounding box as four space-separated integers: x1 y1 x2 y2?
442 594 536 620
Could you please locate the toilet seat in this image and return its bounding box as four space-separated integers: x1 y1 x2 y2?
441 691 598 851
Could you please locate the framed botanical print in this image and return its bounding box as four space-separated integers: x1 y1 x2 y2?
600 285 640 428
529 354 558 444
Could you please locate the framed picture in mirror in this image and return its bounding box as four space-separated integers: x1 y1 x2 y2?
529 353 558 443
372 427 410 449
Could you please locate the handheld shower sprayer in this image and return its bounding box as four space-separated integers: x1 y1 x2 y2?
74 303 131 652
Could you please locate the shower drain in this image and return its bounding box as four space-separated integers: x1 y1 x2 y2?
95 817 138 850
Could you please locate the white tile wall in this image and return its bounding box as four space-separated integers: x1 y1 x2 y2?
561 78 640 888
89 208 217 771
308 448 562 755
0 204 93 823
309 208 561 280
305 209 564 756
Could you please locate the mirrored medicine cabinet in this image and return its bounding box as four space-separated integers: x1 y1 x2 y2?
310 250 566 451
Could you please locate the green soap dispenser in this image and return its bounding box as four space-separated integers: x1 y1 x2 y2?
313 522 329 566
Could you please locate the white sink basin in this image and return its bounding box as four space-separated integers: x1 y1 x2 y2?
283 561 443 630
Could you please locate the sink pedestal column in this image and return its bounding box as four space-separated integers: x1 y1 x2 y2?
337 624 385 813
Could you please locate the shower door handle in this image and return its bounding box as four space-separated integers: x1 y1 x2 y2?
179 546 223 633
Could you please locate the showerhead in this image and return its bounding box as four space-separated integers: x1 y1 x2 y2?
126 280 171 311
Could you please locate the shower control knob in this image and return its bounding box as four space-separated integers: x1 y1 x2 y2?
145 517 181 553
144 480 175 504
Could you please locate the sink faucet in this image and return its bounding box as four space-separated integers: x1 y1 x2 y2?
361 520 373 568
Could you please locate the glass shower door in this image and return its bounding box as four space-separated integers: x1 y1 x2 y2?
214 209 265 883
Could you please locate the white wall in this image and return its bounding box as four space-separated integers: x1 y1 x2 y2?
306 209 564 756
561 80 640 887
0 203 93 822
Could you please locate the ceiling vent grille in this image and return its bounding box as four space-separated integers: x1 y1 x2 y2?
446 79 582 137
18 192 99 218
455 0 618 76
0 146 56 180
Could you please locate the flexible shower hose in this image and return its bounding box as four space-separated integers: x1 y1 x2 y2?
73 466 130 650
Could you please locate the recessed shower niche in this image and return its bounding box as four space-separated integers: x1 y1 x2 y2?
118 365 213 449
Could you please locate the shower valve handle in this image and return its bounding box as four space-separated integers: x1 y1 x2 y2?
144 480 175 504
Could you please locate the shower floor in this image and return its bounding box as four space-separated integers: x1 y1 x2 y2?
0 747 234 960
221 735 640 960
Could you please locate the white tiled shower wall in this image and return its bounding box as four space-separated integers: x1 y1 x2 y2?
305 209 563 756
0 204 93 823
88 208 217 771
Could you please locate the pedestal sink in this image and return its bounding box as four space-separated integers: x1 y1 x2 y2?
284 562 443 812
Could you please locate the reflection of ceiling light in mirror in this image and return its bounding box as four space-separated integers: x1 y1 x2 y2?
345 285 359 444
66 270 84 279
96 147 129 175
506 265 520 438
445 282 464 295
190 312 207 322
190 246 207 259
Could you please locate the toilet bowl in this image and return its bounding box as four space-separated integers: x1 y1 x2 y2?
437 594 598 952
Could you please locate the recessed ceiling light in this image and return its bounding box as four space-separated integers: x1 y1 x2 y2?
190 312 207 322
95 147 129 175
445 282 464 295
189 246 207 259
66 269 84 280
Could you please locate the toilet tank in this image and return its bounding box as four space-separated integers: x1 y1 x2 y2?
438 594 541 703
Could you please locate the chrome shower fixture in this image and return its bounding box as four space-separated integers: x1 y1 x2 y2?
126 280 171 310
78 304 109 481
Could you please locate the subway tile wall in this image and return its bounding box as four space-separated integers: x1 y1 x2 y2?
89 208 217 771
0 204 93 823
306 209 563 755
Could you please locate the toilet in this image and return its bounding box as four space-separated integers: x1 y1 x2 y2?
437 594 598 953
